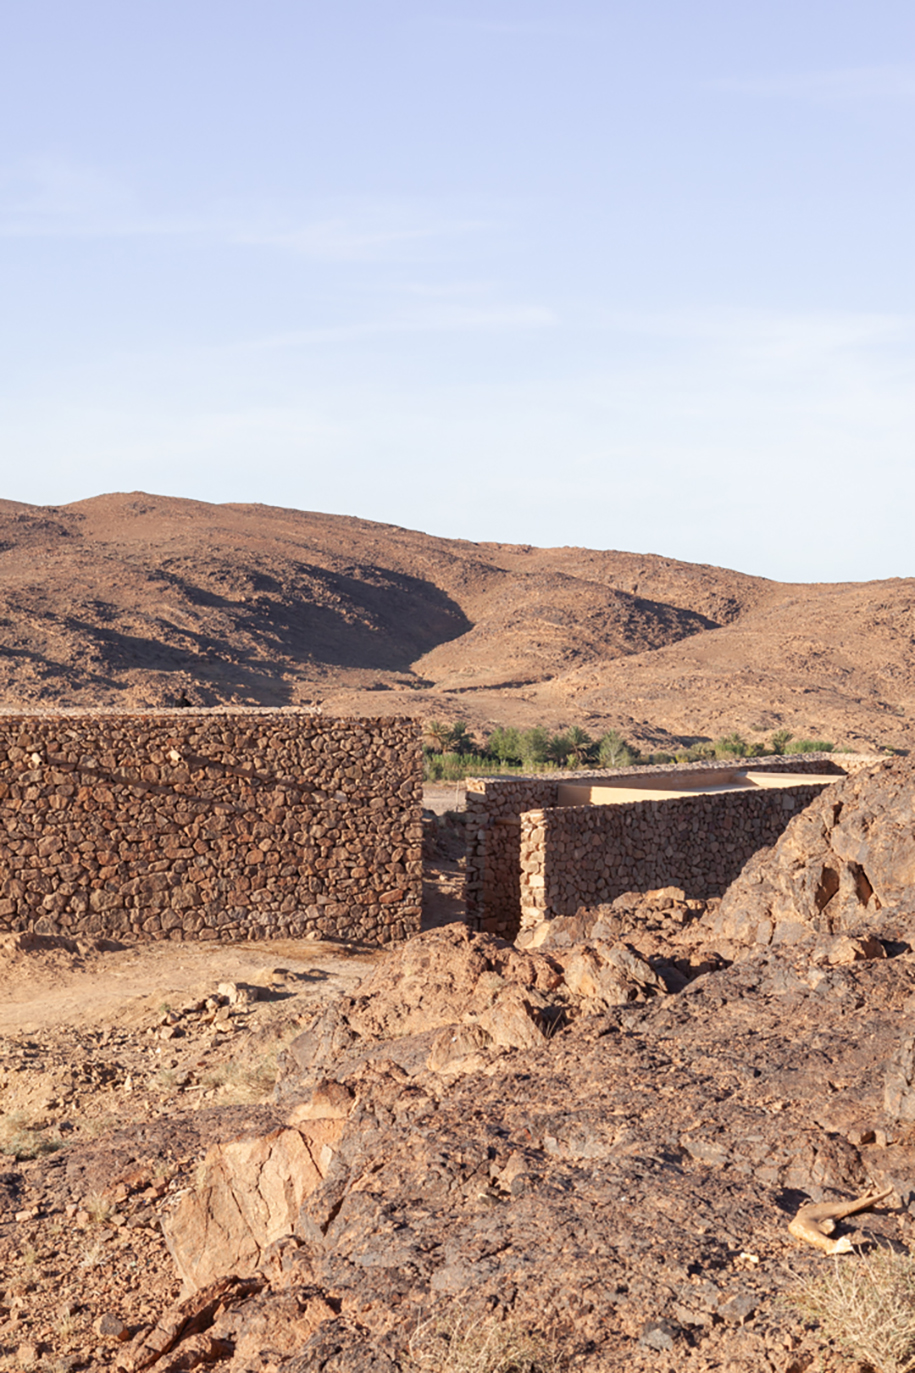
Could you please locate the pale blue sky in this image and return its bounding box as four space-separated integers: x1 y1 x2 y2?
1 1 913 581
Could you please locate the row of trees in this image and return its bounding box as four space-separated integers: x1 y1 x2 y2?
422 720 835 780
423 721 641 770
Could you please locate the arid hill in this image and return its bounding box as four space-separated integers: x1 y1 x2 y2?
1 491 913 752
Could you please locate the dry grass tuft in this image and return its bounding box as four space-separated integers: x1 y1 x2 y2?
81 1190 114 1224
788 1246 915 1373
78 1238 106 1271
0 1111 64 1161
406 1311 562 1373
199 1050 281 1103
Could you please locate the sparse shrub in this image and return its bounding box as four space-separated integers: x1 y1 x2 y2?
519 725 550 767
422 716 836 780
55 1309 78 1343
675 741 715 762
448 721 478 756
151 1067 179 1094
598 730 638 768
423 720 455 754
78 1238 106 1271
787 1247 915 1373
82 1190 114 1224
199 1050 281 1103
487 726 524 765
786 738 834 754
563 725 595 767
714 731 749 758
544 732 573 766
406 1310 562 1373
0 1112 63 1161
423 720 479 758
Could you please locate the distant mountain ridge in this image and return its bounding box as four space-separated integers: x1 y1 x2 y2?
0 491 912 754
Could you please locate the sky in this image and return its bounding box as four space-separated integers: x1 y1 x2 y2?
1 1 913 583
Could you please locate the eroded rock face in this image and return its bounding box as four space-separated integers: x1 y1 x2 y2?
276 924 667 1103
710 756 915 951
164 1117 348 1293
131 916 915 1372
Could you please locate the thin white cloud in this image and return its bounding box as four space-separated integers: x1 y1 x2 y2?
712 65 915 103
230 214 493 262
236 304 557 350
593 306 913 354
0 157 203 240
0 158 495 260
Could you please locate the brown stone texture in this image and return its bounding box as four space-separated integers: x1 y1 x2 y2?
275 924 568 1100
521 781 832 926
164 1118 349 1294
465 775 557 938
0 709 421 944
466 755 874 938
710 753 915 951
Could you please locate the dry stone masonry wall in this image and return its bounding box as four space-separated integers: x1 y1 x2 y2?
0 710 422 944
465 777 558 937
466 755 880 939
519 783 829 928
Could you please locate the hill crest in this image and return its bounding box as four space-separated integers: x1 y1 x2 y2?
1 491 911 753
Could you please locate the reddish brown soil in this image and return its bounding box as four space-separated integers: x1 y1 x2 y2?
2 491 913 752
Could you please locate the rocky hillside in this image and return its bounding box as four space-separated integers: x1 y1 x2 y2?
2 491 914 752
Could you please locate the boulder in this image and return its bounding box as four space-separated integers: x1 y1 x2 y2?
710 757 914 951
276 925 566 1099
164 1116 349 1294
277 924 675 1105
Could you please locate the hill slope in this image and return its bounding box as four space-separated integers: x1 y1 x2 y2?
0 491 912 752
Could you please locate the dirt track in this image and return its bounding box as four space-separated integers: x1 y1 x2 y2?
0 934 383 1037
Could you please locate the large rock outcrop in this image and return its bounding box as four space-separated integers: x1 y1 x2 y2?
132 916 915 1373
709 756 915 951
275 923 667 1100
161 926 670 1301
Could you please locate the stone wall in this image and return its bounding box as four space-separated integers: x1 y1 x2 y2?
466 755 880 938
0 710 422 944
518 782 830 928
465 777 558 937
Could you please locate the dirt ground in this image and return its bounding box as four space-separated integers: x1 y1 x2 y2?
0 924 371 1371
0 794 467 1372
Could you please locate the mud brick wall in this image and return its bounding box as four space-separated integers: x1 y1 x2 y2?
519 782 834 928
0 710 422 944
465 755 875 939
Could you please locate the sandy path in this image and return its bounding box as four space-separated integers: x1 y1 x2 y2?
0 936 384 1035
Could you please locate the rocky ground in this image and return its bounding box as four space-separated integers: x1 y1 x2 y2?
0 802 466 1373
0 934 385 1372
5 764 915 1371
